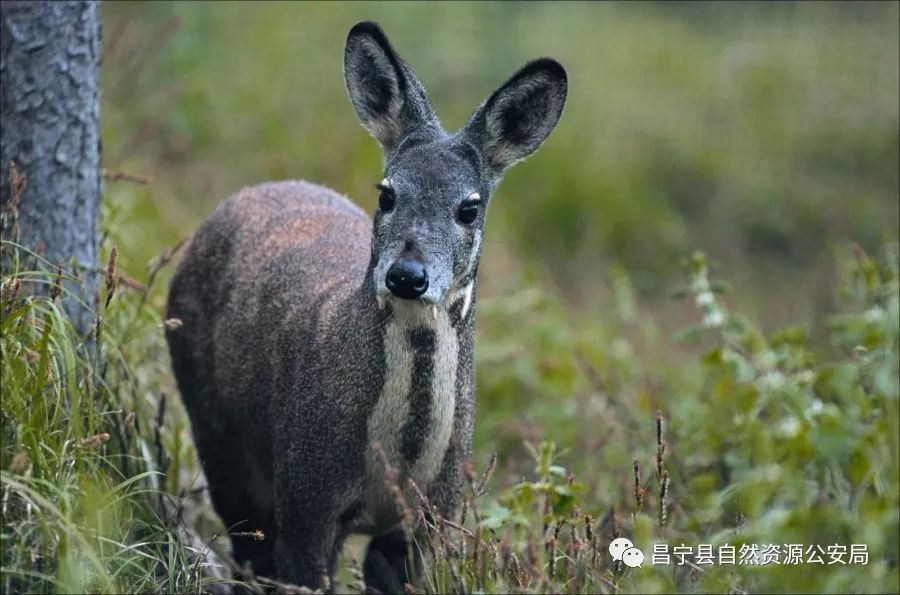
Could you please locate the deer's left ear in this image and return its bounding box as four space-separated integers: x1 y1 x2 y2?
463 58 567 177
344 21 439 152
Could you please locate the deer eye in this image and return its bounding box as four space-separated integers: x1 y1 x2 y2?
457 194 481 225
376 181 395 213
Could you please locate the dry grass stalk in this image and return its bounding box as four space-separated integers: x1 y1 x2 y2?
141 237 188 307
90 315 102 341
1 277 22 316
484 531 500 587
101 169 154 185
632 458 643 513
153 394 169 491
228 529 265 541
104 246 119 308
656 410 666 477
471 523 482 585
547 521 559 579
3 160 25 244
7 161 25 213
80 432 110 447
508 551 523 587
611 518 623 580
658 469 671 527
117 273 148 292
407 476 451 588
254 574 318 594
49 260 64 301
123 411 136 433
407 477 432 516
584 512 600 567
373 442 414 539
474 452 497 497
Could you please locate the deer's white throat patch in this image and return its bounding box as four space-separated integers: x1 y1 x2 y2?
365 302 458 530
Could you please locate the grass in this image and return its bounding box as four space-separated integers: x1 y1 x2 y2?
0 179 322 593
1 188 232 592
443 245 899 593
2 201 897 592
3 3 899 593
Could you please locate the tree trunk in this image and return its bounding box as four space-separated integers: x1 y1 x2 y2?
1 0 101 336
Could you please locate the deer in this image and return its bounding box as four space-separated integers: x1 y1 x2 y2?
165 21 567 593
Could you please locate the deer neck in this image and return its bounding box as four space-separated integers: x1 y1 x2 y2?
363 277 475 527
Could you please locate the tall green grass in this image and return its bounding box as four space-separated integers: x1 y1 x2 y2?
0 229 234 593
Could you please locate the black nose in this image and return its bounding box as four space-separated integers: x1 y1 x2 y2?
386 260 429 299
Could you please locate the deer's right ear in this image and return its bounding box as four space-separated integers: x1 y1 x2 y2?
344 21 438 152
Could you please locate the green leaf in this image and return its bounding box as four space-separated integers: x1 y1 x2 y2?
480 503 512 530
548 464 567 477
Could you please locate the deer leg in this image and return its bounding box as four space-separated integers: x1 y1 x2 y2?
363 528 422 594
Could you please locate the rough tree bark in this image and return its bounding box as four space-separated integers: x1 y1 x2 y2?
1 0 101 335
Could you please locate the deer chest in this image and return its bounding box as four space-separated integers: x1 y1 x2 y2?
364 307 459 530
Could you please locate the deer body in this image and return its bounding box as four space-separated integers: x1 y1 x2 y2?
166 22 566 591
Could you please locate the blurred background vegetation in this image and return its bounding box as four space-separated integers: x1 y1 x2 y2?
101 1 899 325
2 2 898 593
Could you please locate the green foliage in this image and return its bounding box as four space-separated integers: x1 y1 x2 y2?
2 4 898 594
482 441 585 531
101 2 899 309
0 239 231 593
418 243 899 594
3 173 898 595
